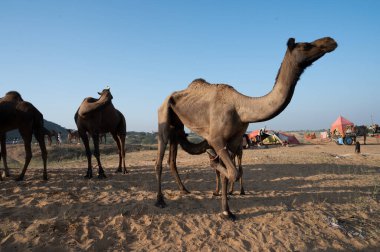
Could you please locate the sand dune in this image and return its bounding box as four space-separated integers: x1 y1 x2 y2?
1 139 379 251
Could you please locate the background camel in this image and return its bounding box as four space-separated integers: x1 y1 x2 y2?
155 37 337 220
67 129 80 144
354 125 368 144
74 88 127 178
0 91 48 181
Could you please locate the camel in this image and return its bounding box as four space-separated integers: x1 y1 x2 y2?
67 129 80 144
0 91 48 181
354 125 368 144
42 128 53 146
155 37 337 220
74 87 127 178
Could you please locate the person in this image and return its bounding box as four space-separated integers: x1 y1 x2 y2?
355 141 360 153
57 132 62 145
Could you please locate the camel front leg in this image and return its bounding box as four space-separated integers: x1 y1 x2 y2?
168 138 190 194
35 129 48 180
212 147 239 183
119 134 127 174
221 175 236 221
79 131 93 179
92 133 106 179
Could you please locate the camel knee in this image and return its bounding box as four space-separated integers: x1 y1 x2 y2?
227 168 238 182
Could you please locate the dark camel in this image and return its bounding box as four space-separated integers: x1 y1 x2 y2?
74 88 127 178
0 91 48 181
155 37 337 220
354 125 368 144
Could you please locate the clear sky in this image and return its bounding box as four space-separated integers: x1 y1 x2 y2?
1 1 379 132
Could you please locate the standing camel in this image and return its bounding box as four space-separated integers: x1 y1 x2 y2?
155 37 337 220
0 91 48 181
74 87 127 178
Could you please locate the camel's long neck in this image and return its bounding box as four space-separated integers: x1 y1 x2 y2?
78 94 113 116
237 52 305 123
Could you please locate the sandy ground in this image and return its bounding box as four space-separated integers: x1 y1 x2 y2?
1 137 379 251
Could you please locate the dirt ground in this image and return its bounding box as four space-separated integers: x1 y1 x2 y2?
1 137 379 251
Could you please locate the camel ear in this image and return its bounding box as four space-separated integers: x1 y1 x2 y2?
287 38 296 51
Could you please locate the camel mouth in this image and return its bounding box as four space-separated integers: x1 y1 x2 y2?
313 37 338 53
323 40 338 53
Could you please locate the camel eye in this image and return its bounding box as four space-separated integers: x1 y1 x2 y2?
303 44 313 50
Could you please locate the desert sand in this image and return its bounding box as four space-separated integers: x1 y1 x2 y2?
1 137 379 251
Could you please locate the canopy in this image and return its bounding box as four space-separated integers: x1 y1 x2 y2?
276 132 300 144
331 115 354 136
249 129 300 145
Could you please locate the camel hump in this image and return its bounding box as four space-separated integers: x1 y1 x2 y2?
188 78 210 89
2 91 24 102
187 79 234 91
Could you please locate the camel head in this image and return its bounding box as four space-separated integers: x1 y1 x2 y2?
97 87 113 100
286 37 337 68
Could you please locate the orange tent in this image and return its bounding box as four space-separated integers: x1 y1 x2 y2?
330 115 354 136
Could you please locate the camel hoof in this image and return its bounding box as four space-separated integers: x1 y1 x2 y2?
15 175 24 181
98 173 107 179
240 190 246 195
84 174 92 179
228 191 234 196
213 192 221 196
123 169 129 174
155 195 167 208
43 175 48 181
220 211 236 221
181 188 190 195
115 168 122 173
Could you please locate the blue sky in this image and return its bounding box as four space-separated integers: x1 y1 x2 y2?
1 1 379 132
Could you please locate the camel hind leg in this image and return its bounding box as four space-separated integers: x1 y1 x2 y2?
155 129 168 208
168 135 190 194
16 131 33 181
34 128 48 180
1 133 10 177
112 133 127 174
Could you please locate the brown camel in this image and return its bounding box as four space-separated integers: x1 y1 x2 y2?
67 129 80 144
0 91 48 181
42 127 53 146
74 87 127 178
155 37 337 220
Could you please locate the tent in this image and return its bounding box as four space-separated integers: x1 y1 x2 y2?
331 115 354 136
276 132 300 145
248 129 300 145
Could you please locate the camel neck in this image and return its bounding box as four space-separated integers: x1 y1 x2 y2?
236 52 304 123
